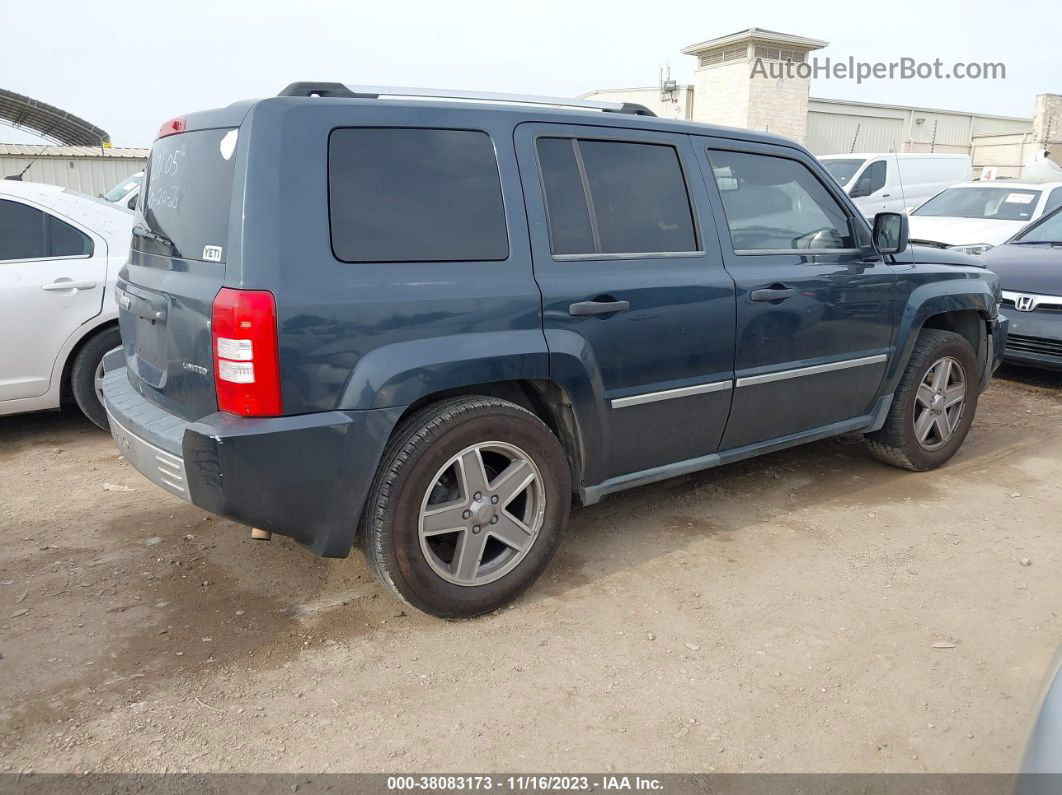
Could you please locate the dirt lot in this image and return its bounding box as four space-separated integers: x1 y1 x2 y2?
1 367 1060 774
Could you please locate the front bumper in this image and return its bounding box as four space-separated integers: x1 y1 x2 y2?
101 353 403 557
998 307 1062 371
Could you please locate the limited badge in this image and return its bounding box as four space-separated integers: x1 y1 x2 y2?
203 245 223 262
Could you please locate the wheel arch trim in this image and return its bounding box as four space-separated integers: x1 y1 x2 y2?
879 284 996 401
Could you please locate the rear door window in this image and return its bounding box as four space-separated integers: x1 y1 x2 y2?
536 137 698 256
328 128 509 263
139 128 237 261
0 200 46 261
0 200 91 260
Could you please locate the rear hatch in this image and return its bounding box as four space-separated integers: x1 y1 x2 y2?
118 125 239 420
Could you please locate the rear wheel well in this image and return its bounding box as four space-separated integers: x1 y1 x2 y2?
60 321 119 403
394 381 585 492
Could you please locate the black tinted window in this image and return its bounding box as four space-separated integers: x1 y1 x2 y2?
860 160 887 194
537 138 697 256
48 215 92 257
140 128 237 261
537 138 595 255
0 199 46 261
1045 187 1062 215
329 128 508 263
708 150 854 251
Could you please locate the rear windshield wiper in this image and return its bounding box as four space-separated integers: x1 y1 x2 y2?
133 223 175 249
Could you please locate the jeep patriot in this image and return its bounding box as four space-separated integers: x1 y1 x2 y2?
103 83 1008 617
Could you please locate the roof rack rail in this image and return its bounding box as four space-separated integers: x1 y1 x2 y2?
277 82 656 117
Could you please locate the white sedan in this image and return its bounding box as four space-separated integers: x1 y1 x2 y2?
0 180 133 429
908 180 1062 255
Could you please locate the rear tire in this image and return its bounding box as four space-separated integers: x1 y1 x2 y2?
70 327 121 431
865 329 979 471
362 396 571 619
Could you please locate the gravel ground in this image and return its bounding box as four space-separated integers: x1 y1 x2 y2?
1 366 1060 773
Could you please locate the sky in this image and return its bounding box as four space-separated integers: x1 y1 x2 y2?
2 0 1060 147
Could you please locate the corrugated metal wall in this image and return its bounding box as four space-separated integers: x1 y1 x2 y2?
0 155 146 195
806 99 1031 157
805 112 904 154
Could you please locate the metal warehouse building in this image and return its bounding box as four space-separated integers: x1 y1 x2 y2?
583 27 1061 179
0 87 147 195
0 144 148 196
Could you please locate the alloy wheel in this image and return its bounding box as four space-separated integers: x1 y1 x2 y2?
418 441 545 586
913 355 966 451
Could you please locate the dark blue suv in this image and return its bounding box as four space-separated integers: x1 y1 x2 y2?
103 84 1007 617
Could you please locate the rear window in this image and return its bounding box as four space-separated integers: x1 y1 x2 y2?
328 128 509 263
137 128 237 261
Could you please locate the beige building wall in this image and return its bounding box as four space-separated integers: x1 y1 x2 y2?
1033 93 1062 165
691 60 752 130
746 66 811 141
969 93 1062 177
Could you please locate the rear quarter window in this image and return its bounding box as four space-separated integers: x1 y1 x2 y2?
328 128 509 263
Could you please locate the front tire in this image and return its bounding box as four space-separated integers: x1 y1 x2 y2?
362 396 571 619
70 327 121 431
865 329 980 471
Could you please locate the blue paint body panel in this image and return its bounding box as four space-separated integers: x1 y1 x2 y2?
105 93 1006 557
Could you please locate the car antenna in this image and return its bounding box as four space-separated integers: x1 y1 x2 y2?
4 144 50 181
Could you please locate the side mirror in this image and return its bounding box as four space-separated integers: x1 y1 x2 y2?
873 212 909 255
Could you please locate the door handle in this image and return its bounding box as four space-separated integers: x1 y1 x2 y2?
749 286 795 303
42 280 98 292
569 299 631 317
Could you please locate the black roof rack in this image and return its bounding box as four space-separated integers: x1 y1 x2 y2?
277 82 655 116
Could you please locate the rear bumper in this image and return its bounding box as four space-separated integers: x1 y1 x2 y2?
101 354 403 557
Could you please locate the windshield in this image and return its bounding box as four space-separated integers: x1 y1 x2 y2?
1015 208 1062 243
821 158 866 188
913 187 1041 221
101 172 143 202
137 128 237 261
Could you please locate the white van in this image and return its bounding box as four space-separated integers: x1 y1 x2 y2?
819 153 971 218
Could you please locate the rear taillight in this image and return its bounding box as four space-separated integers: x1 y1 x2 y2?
211 288 283 416
157 116 186 138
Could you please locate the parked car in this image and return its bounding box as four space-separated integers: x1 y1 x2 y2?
0 180 132 429
1020 649 1062 787
908 181 1062 255
100 171 142 211
102 84 1006 618
981 205 1062 369
819 153 970 218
